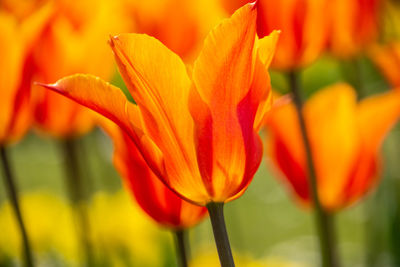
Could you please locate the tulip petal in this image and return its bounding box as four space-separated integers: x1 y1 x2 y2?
357 90 400 153
38 74 165 177
192 2 257 105
304 84 360 208
189 3 262 201
257 30 280 68
265 102 309 203
110 34 209 204
338 90 400 208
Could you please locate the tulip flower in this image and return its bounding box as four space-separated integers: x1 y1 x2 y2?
265 83 400 211
220 0 328 70
39 3 278 209
370 42 400 88
327 0 382 58
39 3 279 265
101 120 207 266
123 0 224 61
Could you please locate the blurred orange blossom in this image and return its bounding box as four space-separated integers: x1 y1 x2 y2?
122 0 224 62
2 0 129 138
327 0 382 58
101 120 207 229
265 84 400 211
0 7 49 145
39 3 279 205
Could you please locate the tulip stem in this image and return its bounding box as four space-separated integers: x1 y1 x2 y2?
174 229 188 267
61 138 94 266
288 71 341 267
206 202 235 267
0 147 34 267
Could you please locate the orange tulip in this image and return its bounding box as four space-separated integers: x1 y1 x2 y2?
39 3 279 205
327 0 382 58
220 0 328 70
265 84 400 211
0 8 49 145
2 0 128 138
122 0 224 61
370 42 400 88
101 120 207 228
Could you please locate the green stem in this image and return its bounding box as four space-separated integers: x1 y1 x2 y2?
288 71 340 267
174 229 188 267
0 147 34 267
61 138 94 266
206 202 235 267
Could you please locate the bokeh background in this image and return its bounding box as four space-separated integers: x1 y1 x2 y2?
2 0 400 266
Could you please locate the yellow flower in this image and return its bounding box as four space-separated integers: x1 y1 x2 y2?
0 192 79 263
88 190 167 266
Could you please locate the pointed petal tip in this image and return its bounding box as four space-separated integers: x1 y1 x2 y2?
249 1 257 9
34 81 58 91
108 34 121 48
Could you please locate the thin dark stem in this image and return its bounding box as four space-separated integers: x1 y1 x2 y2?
206 202 235 267
61 138 94 266
174 229 188 267
288 71 340 267
0 147 34 267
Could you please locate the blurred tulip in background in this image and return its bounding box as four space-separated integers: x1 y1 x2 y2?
327 0 382 58
265 84 400 211
122 0 224 62
0 9 47 144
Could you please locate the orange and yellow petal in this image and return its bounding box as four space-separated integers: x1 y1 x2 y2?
303 84 361 209
190 3 269 201
39 74 167 187
110 33 210 204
